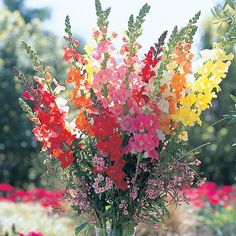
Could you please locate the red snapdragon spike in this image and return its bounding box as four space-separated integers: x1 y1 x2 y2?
40 90 55 107
22 90 34 101
132 86 149 105
106 159 127 191
63 49 80 61
54 149 74 168
63 49 87 64
140 46 161 83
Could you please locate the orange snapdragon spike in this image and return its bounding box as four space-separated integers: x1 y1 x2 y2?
75 112 93 135
160 84 168 95
166 96 177 114
74 96 91 109
66 67 83 85
171 73 187 99
159 115 171 135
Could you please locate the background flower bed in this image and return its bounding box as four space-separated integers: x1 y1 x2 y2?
1 182 236 236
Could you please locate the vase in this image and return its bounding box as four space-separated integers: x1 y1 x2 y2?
95 226 136 236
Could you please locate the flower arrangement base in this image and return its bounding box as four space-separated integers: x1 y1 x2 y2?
95 226 136 236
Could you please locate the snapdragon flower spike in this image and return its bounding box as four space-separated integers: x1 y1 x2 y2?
21 78 76 168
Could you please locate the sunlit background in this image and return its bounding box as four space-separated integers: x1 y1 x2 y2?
24 0 216 52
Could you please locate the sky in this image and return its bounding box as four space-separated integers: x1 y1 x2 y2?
24 0 218 53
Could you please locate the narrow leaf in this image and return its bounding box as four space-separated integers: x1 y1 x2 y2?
75 222 89 235
230 94 236 103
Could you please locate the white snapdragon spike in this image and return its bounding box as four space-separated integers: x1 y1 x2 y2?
199 49 216 61
66 119 80 138
157 98 169 113
161 70 173 86
55 97 69 114
53 78 65 95
54 84 65 95
34 76 45 83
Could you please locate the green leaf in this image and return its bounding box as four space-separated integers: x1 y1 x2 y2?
123 222 135 236
230 94 236 103
225 0 236 10
75 222 89 235
148 213 160 223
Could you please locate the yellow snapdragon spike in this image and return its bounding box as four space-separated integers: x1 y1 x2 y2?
195 92 216 111
192 77 219 93
197 60 214 78
173 106 201 126
84 43 94 55
84 44 100 83
179 93 197 108
172 43 234 127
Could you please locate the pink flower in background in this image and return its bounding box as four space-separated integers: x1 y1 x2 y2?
19 231 43 236
0 183 14 192
184 182 236 208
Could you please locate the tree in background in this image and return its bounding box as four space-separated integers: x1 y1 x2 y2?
2 0 50 23
188 1 236 184
0 1 67 187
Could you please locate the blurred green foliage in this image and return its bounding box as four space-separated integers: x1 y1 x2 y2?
0 1 67 187
2 0 51 23
188 3 236 184
200 203 236 236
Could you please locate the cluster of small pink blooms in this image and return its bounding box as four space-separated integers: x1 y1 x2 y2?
196 178 207 187
133 209 141 223
92 154 106 173
139 162 149 172
118 200 129 216
191 159 201 167
65 177 92 213
144 179 163 200
72 189 91 212
174 162 195 186
172 176 185 187
130 185 139 200
145 188 160 200
92 174 113 194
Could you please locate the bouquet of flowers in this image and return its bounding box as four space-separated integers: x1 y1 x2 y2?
15 0 234 235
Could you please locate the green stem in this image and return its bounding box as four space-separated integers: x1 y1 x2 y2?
134 153 142 182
